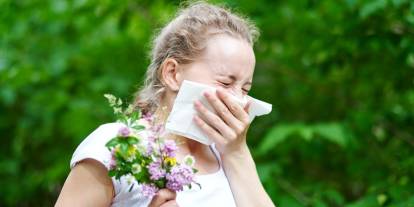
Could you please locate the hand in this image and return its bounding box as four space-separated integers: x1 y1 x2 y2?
193 88 251 155
148 189 179 207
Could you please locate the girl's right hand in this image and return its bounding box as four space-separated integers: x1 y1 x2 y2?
148 189 179 207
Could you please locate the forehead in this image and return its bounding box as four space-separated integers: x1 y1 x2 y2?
199 34 256 79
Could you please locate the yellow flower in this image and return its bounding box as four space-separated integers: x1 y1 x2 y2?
127 145 137 156
164 157 177 166
114 145 121 154
125 145 137 161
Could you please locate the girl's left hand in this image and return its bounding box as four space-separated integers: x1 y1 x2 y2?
193 88 251 155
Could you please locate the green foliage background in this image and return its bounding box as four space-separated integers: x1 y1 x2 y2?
1 0 414 206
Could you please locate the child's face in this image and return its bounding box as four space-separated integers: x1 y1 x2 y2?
179 34 256 99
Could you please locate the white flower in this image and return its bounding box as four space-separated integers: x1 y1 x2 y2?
104 94 117 106
132 163 142 174
113 107 122 114
126 174 135 185
136 143 146 155
183 155 195 167
125 104 134 115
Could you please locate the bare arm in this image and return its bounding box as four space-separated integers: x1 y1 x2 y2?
194 88 275 207
55 159 114 207
56 159 179 207
221 145 274 207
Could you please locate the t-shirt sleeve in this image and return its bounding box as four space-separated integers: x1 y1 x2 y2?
70 122 126 170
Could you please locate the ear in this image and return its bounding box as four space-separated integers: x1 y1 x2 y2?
160 58 182 92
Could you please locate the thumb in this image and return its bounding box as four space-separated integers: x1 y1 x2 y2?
149 189 177 207
244 100 252 113
160 200 180 207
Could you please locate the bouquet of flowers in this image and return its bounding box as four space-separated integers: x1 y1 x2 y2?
103 94 200 197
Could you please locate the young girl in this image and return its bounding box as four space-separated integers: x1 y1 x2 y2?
56 2 275 207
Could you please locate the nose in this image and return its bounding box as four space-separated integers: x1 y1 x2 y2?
223 87 244 100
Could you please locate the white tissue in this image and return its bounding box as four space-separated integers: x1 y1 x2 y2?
165 80 272 145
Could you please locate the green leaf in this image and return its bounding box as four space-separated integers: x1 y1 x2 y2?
346 195 377 207
258 122 350 154
132 125 145 131
127 137 139 145
131 110 141 121
377 194 387 206
108 170 117 177
120 143 128 154
105 137 120 148
257 123 305 154
359 0 387 19
313 123 348 147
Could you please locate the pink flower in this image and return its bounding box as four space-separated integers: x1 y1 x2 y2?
148 160 166 180
142 112 153 122
109 148 117 170
166 165 195 191
109 157 116 170
140 184 158 197
161 140 178 157
150 124 164 135
118 126 131 137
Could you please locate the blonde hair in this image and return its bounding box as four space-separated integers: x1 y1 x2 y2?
133 1 259 114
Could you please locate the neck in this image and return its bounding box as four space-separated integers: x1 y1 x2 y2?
165 132 209 156
155 92 210 155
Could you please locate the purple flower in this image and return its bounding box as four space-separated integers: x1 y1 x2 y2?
150 124 164 135
142 112 153 122
147 134 157 143
166 165 195 191
161 139 177 157
144 142 154 156
118 126 131 137
109 148 117 170
148 161 166 180
144 134 157 156
140 183 158 197
109 157 116 170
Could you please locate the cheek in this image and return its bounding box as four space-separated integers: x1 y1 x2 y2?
180 67 215 85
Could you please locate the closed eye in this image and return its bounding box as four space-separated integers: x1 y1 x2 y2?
242 88 251 95
219 81 231 87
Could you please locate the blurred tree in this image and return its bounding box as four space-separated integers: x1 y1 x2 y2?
1 0 413 206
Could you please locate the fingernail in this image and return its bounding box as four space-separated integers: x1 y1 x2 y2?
204 91 210 97
194 100 200 107
193 115 199 122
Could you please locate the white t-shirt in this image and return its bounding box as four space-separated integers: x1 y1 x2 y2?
70 122 237 207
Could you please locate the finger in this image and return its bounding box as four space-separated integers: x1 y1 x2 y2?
157 188 176 200
149 189 176 207
193 115 227 145
244 99 252 113
217 88 250 124
160 200 179 207
203 91 244 134
194 100 237 140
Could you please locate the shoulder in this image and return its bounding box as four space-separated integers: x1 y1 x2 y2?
88 122 126 140
56 159 114 206
67 122 153 205
70 122 126 170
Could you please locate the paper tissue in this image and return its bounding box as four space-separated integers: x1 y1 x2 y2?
165 80 272 145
